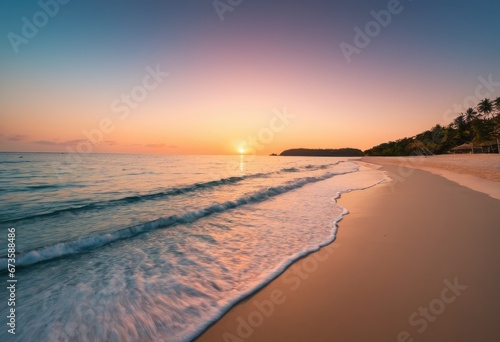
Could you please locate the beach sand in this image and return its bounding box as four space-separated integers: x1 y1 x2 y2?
196 160 500 342
363 155 500 199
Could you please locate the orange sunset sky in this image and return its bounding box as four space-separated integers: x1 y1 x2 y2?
1 1 499 155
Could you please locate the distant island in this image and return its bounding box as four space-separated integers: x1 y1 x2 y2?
279 148 364 157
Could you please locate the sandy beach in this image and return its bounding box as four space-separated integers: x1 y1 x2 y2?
196 157 500 342
363 155 500 199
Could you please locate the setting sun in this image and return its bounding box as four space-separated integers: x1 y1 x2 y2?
2 1 499 341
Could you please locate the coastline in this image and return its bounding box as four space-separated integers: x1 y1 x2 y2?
196 161 500 342
362 155 500 199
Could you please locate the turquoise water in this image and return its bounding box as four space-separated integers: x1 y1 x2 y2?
0 153 387 341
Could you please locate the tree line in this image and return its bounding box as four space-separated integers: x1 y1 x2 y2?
364 98 500 156
280 148 364 157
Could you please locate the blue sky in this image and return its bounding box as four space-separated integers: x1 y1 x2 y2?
1 0 500 153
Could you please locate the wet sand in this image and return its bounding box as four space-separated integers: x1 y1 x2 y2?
196 163 500 342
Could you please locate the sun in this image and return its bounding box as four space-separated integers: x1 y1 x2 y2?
238 148 245 154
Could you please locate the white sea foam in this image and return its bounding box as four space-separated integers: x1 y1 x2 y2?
0 166 358 270
0 155 388 341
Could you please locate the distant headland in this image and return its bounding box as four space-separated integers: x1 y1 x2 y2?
278 148 364 157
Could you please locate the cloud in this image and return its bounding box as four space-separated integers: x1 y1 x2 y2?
145 143 165 148
30 138 109 146
6 134 28 142
64 139 88 145
104 140 117 145
167 145 178 148
32 140 60 145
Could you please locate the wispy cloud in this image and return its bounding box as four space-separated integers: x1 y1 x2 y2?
145 143 165 148
32 140 60 146
167 145 178 148
64 139 88 145
6 134 28 142
30 138 117 147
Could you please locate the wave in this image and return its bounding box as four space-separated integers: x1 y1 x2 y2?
8 184 86 192
1 163 340 224
0 173 268 224
304 163 337 170
280 162 340 173
0 160 31 164
26 184 64 190
0 168 358 270
188 174 389 342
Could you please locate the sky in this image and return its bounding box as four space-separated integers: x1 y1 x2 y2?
1 0 500 155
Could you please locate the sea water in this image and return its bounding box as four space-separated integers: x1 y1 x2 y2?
0 152 387 341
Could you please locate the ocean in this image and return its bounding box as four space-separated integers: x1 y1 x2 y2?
0 152 388 341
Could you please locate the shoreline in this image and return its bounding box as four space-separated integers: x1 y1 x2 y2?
188 162 387 341
196 161 500 342
362 155 500 199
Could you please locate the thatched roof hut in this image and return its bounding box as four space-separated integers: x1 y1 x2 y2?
450 143 473 152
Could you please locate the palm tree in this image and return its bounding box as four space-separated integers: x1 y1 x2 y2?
471 118 493 153
453 114 466 130
452 114 469 148
464 108 478 123
477 98 494 119
494 97 500 115
492 114 500 154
